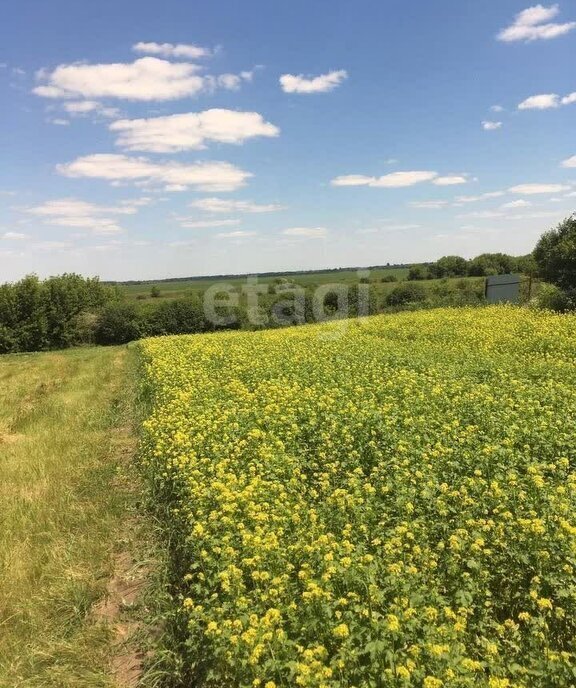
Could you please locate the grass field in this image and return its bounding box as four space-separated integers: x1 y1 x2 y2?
139 306 576 687
118 266 411 301
0 346 142 687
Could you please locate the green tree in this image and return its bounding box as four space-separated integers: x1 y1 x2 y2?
533 215 576 291
429 256 468 278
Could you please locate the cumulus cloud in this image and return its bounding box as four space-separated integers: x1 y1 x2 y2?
561 155 576 167
497 4 576 42
25 198 140 234
482 121 502 130
517 91 576 110
279 70 347 94
509 182 571 194
189 197 285 213
331 171 438 188
109 109 279 152
518 93 560 109
282 227 327 238
132 41 211 59
33 57 249 101
57 154 252 192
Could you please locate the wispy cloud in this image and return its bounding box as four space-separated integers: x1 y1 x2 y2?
132 41 211 59
189 198 285 213
482 121 502 130
282 227 327 238
509 183 571 194
331 171 438 188
25 198 139 234
279 70 347 94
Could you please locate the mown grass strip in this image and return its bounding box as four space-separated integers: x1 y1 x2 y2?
0 346 144 687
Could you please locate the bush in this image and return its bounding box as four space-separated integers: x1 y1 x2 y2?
385 282 427 306
94 303 142 345
530 284 576 312
407 265 427 281
380 275 397 283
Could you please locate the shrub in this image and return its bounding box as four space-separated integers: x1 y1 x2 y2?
385 282 427 306
94 303 142 345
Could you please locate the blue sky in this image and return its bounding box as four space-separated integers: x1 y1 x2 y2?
1 0 575 281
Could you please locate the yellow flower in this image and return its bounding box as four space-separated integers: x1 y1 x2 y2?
332 623 350 639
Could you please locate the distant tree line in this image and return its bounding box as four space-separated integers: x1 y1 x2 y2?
0 216 574 353
407 252 537 281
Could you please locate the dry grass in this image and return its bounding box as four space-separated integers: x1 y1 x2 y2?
0 346 143 687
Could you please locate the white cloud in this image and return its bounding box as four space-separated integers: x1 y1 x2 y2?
189 197 285 213
509 183 571 194
109 109 279 152
562 92 576 105
282 227 327 238
64 100 120 118
1 231 28 240
410 200 449 209
132 41 211 59
482 120 502 130
330 175 374 187
217 230 256 239
33 57 248 101
501 199 532 208
455 191 505 203
490 105 504 112
432 175 468 186
180 218 240 229
49 118 70 126
497 4 576 42
25 198 140 234
561 155 576 167
57 154 252 192
279 70 347 94
331 170 438 188
518 93 560 109
457 210 505 219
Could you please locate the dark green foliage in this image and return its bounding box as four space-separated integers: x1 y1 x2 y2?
150 285 162 298
380 275 397 283
468 253 515 276
94 303 142 345
533 216 576 292
407 265 428 281
143 297 208 336
429 255 468 278
385 282 427 306
0 274 118 353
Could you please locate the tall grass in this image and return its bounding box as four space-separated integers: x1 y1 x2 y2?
0 347 138 687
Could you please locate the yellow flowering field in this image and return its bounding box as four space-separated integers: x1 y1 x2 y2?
139 306 576 688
